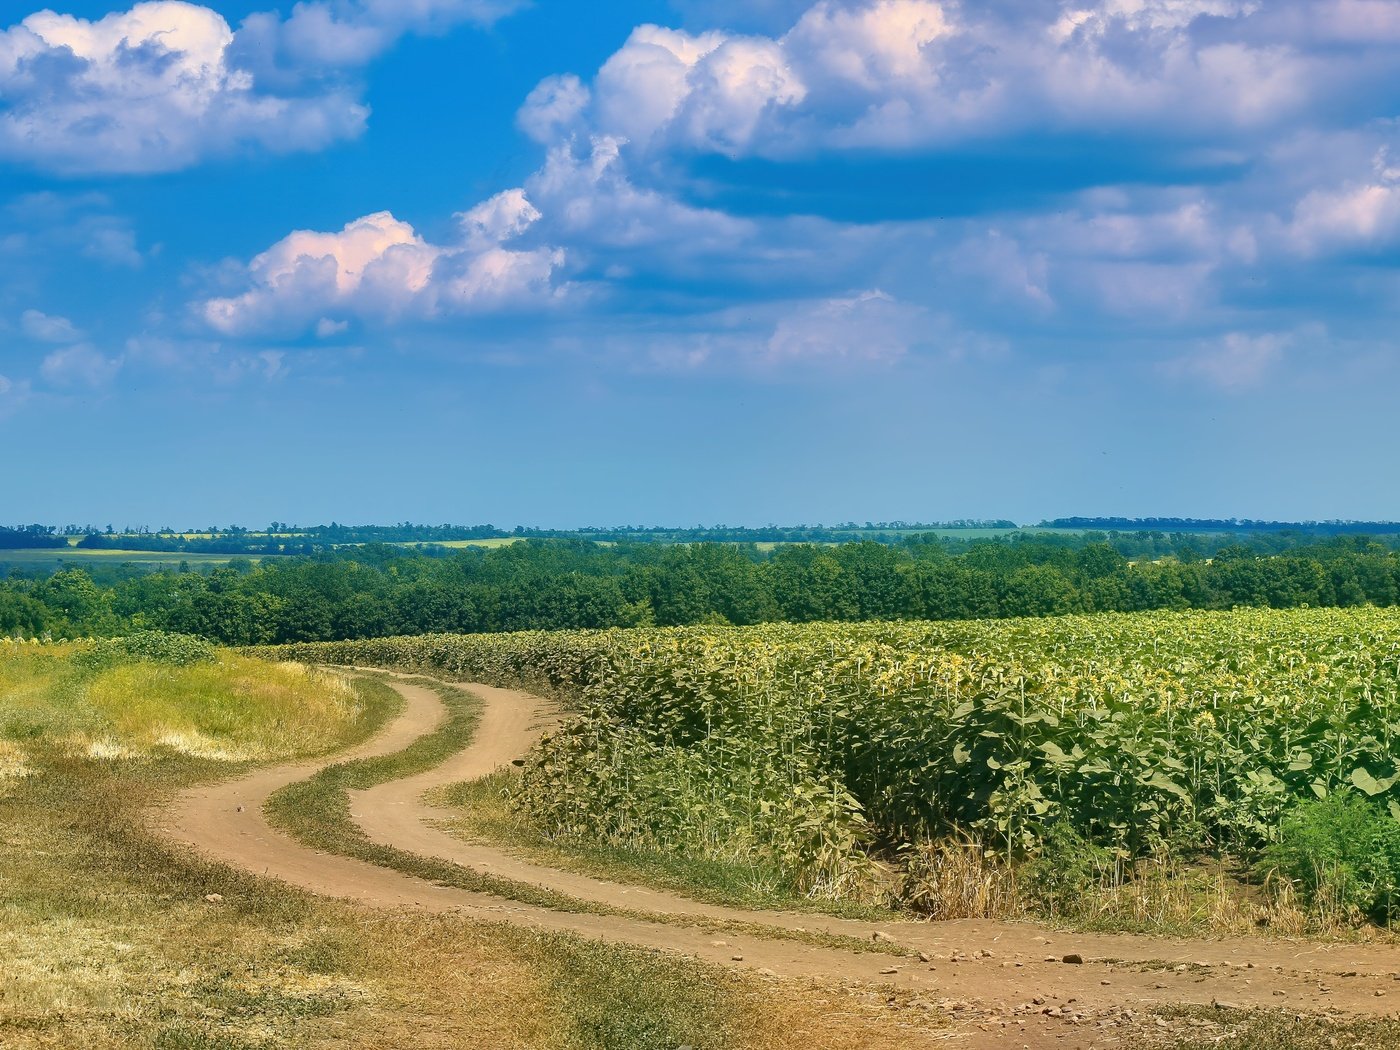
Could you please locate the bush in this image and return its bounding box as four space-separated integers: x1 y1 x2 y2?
1018 821 1115 916
1259 794 1400 925
78 630 217 670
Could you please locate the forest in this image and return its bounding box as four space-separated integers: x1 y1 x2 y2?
3 531 1400 645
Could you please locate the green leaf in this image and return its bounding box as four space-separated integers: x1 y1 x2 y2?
1040 741 1072 766
1351 767 1389 796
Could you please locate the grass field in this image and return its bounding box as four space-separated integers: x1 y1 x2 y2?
391 538 526 549
0 548 260 572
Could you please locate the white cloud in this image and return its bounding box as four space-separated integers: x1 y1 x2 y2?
122 334 292 383
82 225 144 268
0 373 30 413
0 193 144 271
517 74 591 144
935 188 1272 324
0 0 529 175
526 136 755 254
234 0 524 74
765 289 921 363
0 2 368 174
201 195 564 337
40 343 122 387
20 309 82 342
1285 146 1400 255
1164 331 1290 389
519 0 1399 161
1290 182 1400 254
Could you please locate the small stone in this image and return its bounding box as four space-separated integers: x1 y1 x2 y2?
872 931 896 943
731 954 744 962
880 967 900 976
917 951 932 963
204 893 224 904
1062 954 1084 965
1045 956 1058 963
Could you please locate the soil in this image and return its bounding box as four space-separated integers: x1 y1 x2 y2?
157 675 1400 1048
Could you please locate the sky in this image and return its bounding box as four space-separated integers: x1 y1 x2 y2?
2 0 1399 529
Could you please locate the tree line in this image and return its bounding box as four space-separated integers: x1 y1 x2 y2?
3 536 1400 644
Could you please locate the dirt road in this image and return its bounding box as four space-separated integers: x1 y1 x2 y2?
159 675 1400 1047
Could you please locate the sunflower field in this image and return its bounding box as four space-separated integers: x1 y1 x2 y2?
260 607 1400 897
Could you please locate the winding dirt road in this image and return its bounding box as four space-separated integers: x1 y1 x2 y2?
158 675 1400 1047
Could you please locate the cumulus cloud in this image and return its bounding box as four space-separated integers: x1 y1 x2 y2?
1164 331 1291 389
526 137 754 253
0 0 529 175
201 195 564 337
942 190 1262 322
0 373 31 413
0 193 145 273
765 289 922 363
517 74 591 144
233 0 525 76
519 0 1400 160
1286 147 1400 255
20 309 82 342
0 2 367 174
40 343 123 387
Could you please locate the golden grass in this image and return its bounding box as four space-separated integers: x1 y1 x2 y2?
82 657 362 762
0 740 33 797
896 841 1383 943
1 642 363 765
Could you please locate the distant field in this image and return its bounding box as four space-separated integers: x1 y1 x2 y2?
0 549 258 572
391 538 524 549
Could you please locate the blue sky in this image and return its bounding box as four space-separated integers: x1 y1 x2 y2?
3 0 1399 528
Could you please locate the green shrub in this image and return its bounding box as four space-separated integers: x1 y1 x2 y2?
79 630 217 669
1259 794 1400 924
1019 821 1115 915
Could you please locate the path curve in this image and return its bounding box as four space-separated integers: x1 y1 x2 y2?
158 674 1400 1047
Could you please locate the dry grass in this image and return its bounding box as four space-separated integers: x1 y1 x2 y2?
895 840 1383 942
733 978 948 1050
899 837 1019 920
81 657 363 761
1 641 363 765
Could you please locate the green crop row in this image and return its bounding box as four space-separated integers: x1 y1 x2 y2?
257 607 1400 897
